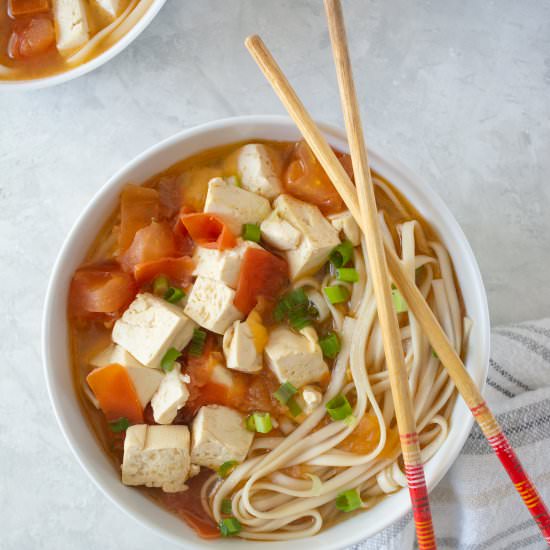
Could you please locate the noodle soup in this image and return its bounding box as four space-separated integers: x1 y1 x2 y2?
0 0 156 81
68 140 468 540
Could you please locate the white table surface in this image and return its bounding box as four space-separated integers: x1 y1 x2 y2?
1 1 549 548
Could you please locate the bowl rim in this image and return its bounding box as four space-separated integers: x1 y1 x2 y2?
0 0 166 91
42 114 491 549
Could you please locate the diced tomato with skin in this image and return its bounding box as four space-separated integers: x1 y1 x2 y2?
69 265 136 319
120 220 177 273
8 0 49 17
233 248 289 315
8 16 54 59
284 140 345 215
179 212 237 251
173 217 195 257
134 256 195 287
337 151 355 182
119 185 160 251
86 364 144 424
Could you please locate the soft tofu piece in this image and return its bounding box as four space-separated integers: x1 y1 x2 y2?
112 293 197 369
90 343 144 369
151 366 190 425
328 210 361 246
184 276 243 334
191 405 254 470
122 425 191 492
52 0 89 55
260 210 301 251
91 0 121 18
264 326 329 388
223 320 262 373
298 385 323 415
237 144 283 200
192 240 260 289
274 195 340 280
204 177 271 236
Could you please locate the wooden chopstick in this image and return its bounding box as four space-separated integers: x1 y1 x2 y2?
244 32 550 545
323 1 437 547
245 32 436 550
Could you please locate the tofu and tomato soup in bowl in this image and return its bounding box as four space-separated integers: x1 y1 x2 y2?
46 118 488 546
0 0 164 85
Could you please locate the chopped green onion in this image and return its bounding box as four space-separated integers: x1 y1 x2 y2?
287 397 303 417
153 275 169 296
343 414 357 427
323 285 350 304
164 287 185 304
335 489 362 512
242 223 261 243
274 288 318 328
109 417 130 433
221 499 233 515
218 460 238 478
246 412 273 433
274 288 308 321
336 267 359 283
319 332 341 358
391 287 408 313
326 394 353 421
273 381 298 405
161 347 181 372
188 328 207 357
329 241 354 268
219 517 242 537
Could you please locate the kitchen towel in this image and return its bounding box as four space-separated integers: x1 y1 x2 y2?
353 318 550 550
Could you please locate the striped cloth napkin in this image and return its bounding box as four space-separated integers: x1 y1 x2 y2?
352 318 550 550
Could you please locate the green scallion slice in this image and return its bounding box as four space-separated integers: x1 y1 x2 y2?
160 347 181 372
329 241 354 267
273 382 298 405
188 328 207 357
274 288 317 328
164 287 185 304
319 332 341 358
335 267 359 283
153 275 169 296
323 285 350 304
219 517 242 537
391 287 408 313
287 397 302 417
242 223 261 243
246 412 273 434
221 498 232 515
109 417 130 433
218 460 238 478
326 394 353 421
335 488 362 512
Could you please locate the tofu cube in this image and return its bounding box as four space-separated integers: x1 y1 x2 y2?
223 320 262 373
264 326 329 388
204 177 271 236
297 385 323 415
122 425 191 493
274 195 340 280
192 240 260 289
91 0 121 18
151 366 190 424
237 144 283 200
191 405 254 470
112 293 197 369
260 210 301 251
90 343 144 370
184 277 243 334
52 0 89 55
328 210 361 246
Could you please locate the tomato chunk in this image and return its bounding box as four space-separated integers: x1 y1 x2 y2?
120 220 177 273
8 16 54 59
180 212 237 251
284 141 345 215
119 185 160 251
87 364 143 424
234 248 289 315
8 0 49 16
69 266 136 319
134 256 195 287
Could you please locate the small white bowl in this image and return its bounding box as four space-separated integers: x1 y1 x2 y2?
0 0 166 91
42 116 490 549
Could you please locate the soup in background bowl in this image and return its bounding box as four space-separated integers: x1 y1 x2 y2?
43 116 490 549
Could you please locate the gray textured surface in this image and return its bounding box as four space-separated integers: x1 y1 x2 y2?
1 0 549 548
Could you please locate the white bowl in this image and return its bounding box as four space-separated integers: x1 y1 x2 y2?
0 0 166 91
42 115 490 549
